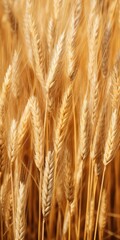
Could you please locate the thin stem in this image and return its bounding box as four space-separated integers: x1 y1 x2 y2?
84 157 92 240
77 172 83 240
10 163 15 236
93 166 106 240
69 204 71 240
38 171 42 240
42 219 45 240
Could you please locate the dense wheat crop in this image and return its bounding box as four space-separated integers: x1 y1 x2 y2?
0 0 120 239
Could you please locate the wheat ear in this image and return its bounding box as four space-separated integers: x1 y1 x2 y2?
11 50 21 98
67 0 81 80
42 151 54 218
47 18 55 57
30 96 44 171
8 119 17 165
54 83 73 158
102 22 111 79
103 110 118 166
24 0 34 66
46 32 65 106
54 0 63 20
64 149 74 204
111 65 120 109
17 100 30 153
0 65 12 176
94 110 118 240
99 189 107 239
15 182 26 240
2 0 18 32
79 94 89 161
88 14 100 83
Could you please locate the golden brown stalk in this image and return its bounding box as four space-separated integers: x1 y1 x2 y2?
46 32 65 110
42 151 54 219
54 83 73 158
15 182 26 240
99 189 107 238
64 149 74 204
30 96 44 171
67 0 81 80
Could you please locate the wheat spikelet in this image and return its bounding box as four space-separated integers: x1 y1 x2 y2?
111 65 120 109
64 149 74 204
17 100 30 153
102 22 111 79
8 119 17 165
67 0 81 80
42 151 54 219
0 65 12 116
15 182 26 240
0 65 11 175
47 18 55 57
54 0 63 20
79 94 89 161
86 199 94 233
4 192 13 228
88 14 100 83
29 18 45 84
46 32 65 104
63 200 75 235
103 110 118 166
24 0 33 66
2 0 18 32
99 189 107 233
0 175 10 216
11 50 21 98
54 83 73 157
74 159 84 201
0 125 7 176
30 96 44 171
91 105 105 162
88 0 98 38
91 71 99 127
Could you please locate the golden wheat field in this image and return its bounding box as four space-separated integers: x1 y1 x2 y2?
0 0 120 239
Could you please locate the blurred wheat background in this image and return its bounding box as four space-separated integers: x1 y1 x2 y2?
0 0 120 239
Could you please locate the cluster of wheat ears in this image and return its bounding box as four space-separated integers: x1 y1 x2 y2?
0 0 120 239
